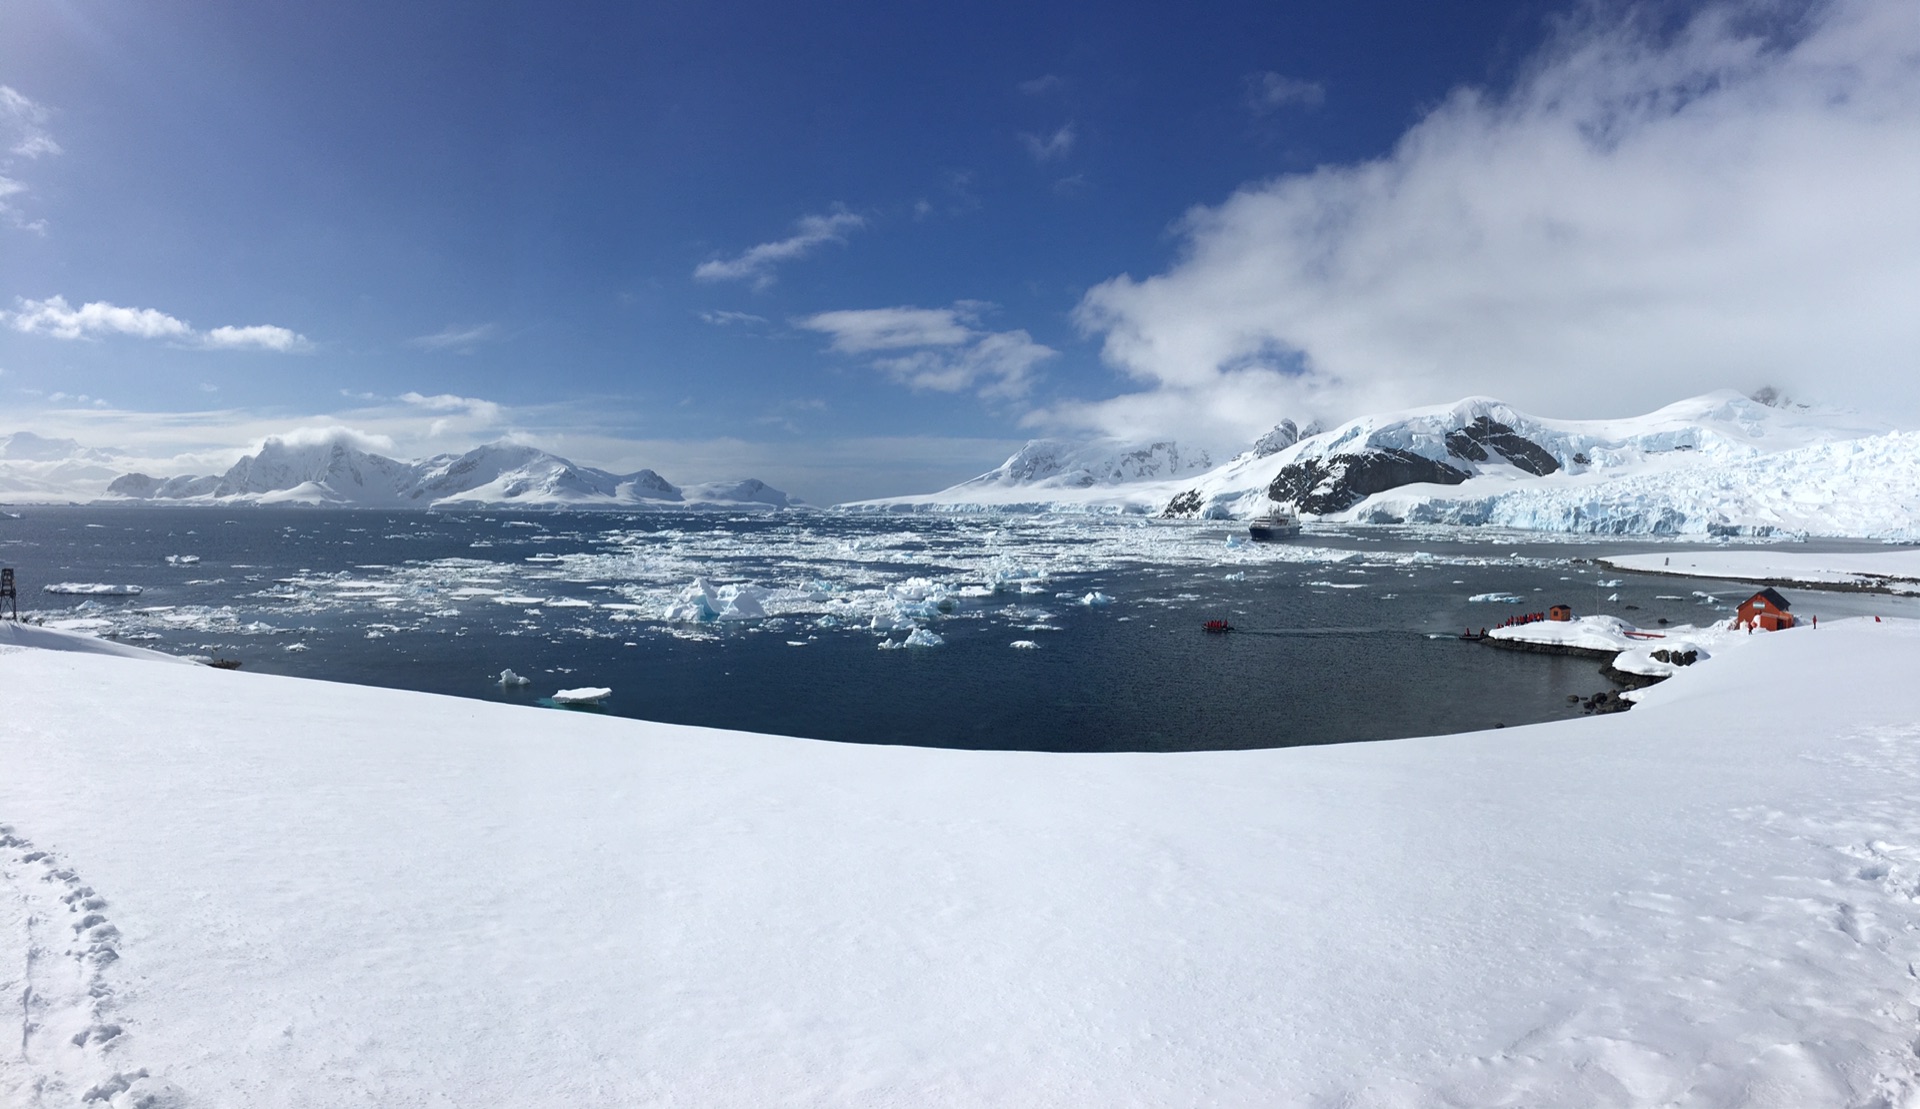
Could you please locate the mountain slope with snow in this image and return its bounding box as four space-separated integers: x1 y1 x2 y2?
1161 391 1894 522
840 437 1211 513
838 391 1909 534
91 435 799 511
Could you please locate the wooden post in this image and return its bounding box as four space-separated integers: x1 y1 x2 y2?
0 567 16 620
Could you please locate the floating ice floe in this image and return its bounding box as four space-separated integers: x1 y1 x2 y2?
283 643 309 652
1010 640 1039 649
662 578 770 623
44 583 143 596
165 555 201 566
497 669 531 687
552 686 610 704
880 628 945 649
1469 592 1524 603
1079 591 1113 606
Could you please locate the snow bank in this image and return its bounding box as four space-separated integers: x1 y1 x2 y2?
1604 548 1920 593
8 620 1920 1103
0 620 197 664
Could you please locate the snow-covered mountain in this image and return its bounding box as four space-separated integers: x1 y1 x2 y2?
0 433 129 502
97 434 800 511
839 391 1915 538
1161 392 1899 535
839 437 1213 513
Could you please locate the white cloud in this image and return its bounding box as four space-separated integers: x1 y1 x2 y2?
698 310 769 327
259 425 397 455
694 209 865 289
396 391 505 438
1019 75 1064 96
797 305 977 352
7 296 193 341
1 86 59 232
1020 123 1076 162
4 295 310 352
0 87 60 158
1059 0 1920 450
1245 72 1325 114
799 303 1053 399
200 324 309 352
406 323 501 351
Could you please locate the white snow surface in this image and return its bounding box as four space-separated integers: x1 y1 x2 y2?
8 618 1920 1104
1604 549 1920 593
0 619 198 663
1486 615 1730 681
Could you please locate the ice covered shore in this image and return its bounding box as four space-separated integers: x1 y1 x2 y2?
6 620 1920 1105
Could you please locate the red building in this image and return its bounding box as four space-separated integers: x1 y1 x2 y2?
1548 604 1572 622
1736 588 1795 631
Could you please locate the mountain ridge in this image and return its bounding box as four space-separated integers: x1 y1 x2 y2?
98 434 801 510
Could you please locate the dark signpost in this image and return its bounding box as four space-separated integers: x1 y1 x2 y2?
0 567 15 620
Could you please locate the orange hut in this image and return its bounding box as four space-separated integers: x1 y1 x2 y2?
1736 588 1795 631
1548 604 1572 622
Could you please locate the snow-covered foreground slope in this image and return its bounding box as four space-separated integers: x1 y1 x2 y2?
8 620 1920 1105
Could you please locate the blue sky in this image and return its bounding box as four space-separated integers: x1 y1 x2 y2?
2 0 1917 503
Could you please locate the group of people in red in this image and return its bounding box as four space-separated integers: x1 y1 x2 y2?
1496 611 1553 628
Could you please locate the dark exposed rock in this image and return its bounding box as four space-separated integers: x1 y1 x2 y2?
1444 416 1560 476
1162 489 1203 518
1268 450 1471 515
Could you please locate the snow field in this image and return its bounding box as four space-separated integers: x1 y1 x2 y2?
1604 548 1920 592
6 619 1920 1104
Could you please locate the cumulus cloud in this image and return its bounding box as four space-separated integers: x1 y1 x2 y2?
396 390 505 437
201 324 309 352
694 209 865 289
5 295 311 352
1057 0 1920 450
1020 123 1076 162
259 425 398 455
7 297 192 341
799 303 1053 399
406 323 501 352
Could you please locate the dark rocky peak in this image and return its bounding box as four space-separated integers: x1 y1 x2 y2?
1443 416 1560 476
1268 450 1471 515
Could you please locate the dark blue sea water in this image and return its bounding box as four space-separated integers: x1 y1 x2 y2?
4 506 1911 751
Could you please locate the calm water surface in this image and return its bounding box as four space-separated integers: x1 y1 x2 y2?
4 506 1911 751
